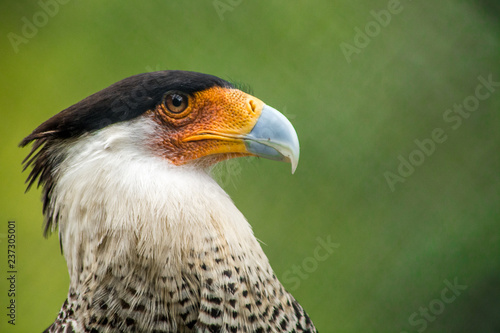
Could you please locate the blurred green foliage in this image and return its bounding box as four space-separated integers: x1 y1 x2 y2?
1 1 499 332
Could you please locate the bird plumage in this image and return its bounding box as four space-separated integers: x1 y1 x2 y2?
21 71 316 333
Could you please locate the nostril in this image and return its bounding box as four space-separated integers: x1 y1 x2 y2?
248 99 257 113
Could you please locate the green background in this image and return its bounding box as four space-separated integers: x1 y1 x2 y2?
1 1 499 332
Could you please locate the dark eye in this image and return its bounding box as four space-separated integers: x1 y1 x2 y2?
164 93 188 114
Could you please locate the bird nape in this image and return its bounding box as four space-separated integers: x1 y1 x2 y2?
21 70 316 333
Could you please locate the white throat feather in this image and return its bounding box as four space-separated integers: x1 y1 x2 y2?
50 117 263 288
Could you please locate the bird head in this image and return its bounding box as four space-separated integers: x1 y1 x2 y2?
22 70 299 170
20 71 300 235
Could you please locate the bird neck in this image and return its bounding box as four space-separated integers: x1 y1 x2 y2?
49 122 276 329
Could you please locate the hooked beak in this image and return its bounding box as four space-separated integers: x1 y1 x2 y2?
244 104 300 173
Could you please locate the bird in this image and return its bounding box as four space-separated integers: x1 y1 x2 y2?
21 70 316 333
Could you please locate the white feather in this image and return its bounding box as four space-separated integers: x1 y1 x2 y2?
51 117 260 286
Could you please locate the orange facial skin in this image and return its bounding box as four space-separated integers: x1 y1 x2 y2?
147 86 264 166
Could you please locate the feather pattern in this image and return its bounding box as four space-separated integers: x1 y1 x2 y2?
31 117 316 332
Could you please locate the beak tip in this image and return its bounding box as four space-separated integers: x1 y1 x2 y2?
289 150 299 174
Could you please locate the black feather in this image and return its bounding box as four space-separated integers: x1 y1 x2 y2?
20 70 233 145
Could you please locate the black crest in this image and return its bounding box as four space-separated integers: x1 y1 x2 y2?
20 70 233 236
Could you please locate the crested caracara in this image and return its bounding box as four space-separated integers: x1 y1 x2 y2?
21 70 316 333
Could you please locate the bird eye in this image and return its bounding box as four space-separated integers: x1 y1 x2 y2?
164 93 188 114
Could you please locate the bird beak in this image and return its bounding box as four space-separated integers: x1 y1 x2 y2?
176 88 299 172
243 104 300 174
